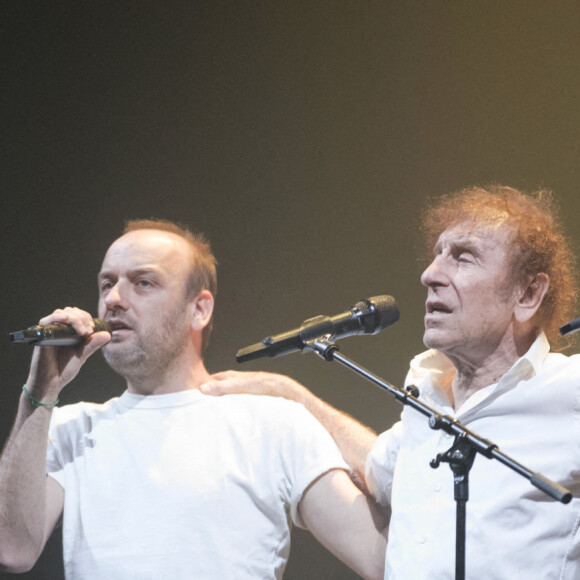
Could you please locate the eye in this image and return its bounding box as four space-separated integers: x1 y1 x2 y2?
456 251 476 264
136 278 153 288
99 280 113 294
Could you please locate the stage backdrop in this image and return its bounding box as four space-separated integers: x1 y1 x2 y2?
2 3 580 579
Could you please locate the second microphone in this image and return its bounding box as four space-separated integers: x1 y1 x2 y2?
236 295 399 363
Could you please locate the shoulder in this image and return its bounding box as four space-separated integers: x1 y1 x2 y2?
50 397 121 429
206 394 340 449
540 350 580 381
208 393 316 423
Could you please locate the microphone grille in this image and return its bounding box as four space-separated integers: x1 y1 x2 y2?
366 295 400 332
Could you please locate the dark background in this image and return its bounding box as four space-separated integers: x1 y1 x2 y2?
2 2 580 578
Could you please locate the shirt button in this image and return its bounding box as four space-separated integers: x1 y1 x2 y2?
417 536 427 544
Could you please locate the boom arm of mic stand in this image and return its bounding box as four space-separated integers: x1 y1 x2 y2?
306 337 572 505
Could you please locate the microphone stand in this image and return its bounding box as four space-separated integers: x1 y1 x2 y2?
305 337 572 580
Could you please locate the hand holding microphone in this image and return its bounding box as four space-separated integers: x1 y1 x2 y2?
10 317 111 346
11 307 112 406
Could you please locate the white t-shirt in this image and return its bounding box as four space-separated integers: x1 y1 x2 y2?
367 333 580 579
47 389 349 580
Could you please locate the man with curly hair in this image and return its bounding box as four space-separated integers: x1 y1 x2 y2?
203 185 580 579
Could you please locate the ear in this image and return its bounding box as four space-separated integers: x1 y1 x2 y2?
514 273 549 324
190 290 215 332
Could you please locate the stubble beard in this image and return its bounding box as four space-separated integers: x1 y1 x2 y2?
102 304 190 385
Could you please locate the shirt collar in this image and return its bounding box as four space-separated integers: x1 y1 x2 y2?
407 332 550 409
118 389 204 409
497 331 549 390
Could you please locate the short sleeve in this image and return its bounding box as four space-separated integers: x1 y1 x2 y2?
279 401 350 529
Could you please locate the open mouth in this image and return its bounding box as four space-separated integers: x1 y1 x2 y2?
107 319 133 333
426 302 452 314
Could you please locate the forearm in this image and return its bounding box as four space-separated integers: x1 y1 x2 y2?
0 394 55 571
299 469 387 580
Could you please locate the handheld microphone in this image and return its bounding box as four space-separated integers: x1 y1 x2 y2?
9 319 111 346
560 317 580 336
236 295 399 363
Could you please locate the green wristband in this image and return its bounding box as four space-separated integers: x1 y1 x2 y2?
22 384 59 408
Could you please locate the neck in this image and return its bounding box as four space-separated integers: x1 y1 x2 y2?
444 330 537 410
125 350 211 396
447 363 508 410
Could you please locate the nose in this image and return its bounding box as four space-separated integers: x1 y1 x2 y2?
421 255 448 288
103 282 127 311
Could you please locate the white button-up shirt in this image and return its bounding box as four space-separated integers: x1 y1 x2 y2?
367 333 580 579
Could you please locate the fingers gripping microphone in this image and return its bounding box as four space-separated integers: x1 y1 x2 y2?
9 319 111 346
236 295 399 363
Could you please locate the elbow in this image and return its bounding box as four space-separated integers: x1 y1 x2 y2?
359 550 386 580
0 558 36 574
364 559 386 580
362 569 384 580
361 524 387 580
0 542 40 573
